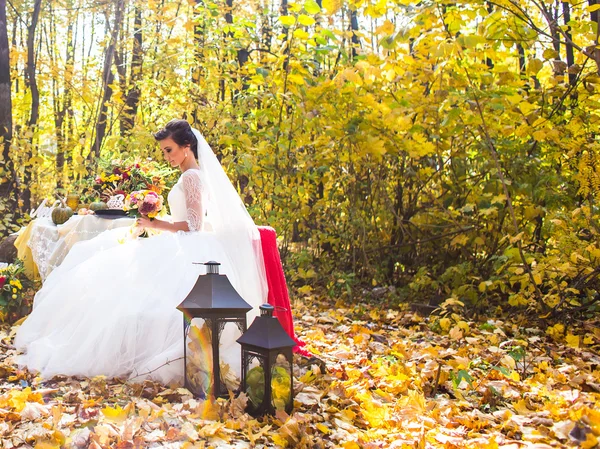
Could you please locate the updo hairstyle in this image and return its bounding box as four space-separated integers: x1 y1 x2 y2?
154 119 198 159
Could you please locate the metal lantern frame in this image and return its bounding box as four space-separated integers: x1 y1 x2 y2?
237 304 297 416
177 261 252 398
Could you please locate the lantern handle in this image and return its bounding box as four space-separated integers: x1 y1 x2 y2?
259 304 287 316
192 261 221 274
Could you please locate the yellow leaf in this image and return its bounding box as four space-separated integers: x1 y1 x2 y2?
500 354 516 370
298 14 315 26
279 15 296 27
299 370 317 384
343 442 361 449
532 129 548 141
293 28 310 40
450 234 469 247
34 442 60 449
582 433 598 449
457 320 470 335
449 325 464 340
322 0 342 15
272 434 289 447
376 20 394 35
543 48 559 60
197 421 225 438
584 334 594 345
527 58 543 75
101 405 128 423
566 334 580 348
6 387 42 412
288 74 305 85
491 194 506 204
315 423 330 434
297 285 313 295
439 318 451 331
512 398 533 415
546 323 564 340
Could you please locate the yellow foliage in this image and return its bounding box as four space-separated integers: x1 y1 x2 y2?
100 404 129 423
0 387 44 412
546 323 565 341
566 334 580 348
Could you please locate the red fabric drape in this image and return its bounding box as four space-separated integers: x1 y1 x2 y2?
257 226 309 356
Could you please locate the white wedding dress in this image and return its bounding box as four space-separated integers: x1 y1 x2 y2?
14 167 267 385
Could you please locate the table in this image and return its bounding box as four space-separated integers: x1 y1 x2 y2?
15 215 135 281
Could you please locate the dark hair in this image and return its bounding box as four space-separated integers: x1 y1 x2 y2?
154 119 198 159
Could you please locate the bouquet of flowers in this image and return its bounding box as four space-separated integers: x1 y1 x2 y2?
125 190 164 218
94 159 174 202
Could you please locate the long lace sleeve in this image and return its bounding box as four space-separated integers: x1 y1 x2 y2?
182 170 205 232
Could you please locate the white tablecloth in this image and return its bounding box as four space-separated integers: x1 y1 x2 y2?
28 215 135 281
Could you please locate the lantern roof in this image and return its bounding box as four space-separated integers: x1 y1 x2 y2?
177 261 252 316
237 304 297 350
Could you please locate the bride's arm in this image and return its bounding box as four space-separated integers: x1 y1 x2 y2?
138 171 204 233
137 216 189 232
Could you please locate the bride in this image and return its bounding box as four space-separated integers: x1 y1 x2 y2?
14 119 268 386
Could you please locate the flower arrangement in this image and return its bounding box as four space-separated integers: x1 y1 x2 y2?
125 190 164 219
0 260 34 323
94 159 175 202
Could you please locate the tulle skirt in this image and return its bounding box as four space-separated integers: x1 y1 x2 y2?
14 227 264 385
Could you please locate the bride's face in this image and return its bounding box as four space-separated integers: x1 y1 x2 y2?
159 137 190 168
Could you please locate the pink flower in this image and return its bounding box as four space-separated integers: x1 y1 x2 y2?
145 195 158 205
0 276 5 289
138 201 157 216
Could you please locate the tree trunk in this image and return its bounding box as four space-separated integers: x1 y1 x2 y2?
22 0 43 214
590 0 599 39
122 4 144 135
191 0 205 122
55 13 75 190
485 2 494 68
517 43 525 75
562 1 576 87
551 2 560 54
349 7 359 59
224 0 249 100
0 0 18 227
261 0 272 54
89 0 125 162
281 0 289 71
120 4 142 135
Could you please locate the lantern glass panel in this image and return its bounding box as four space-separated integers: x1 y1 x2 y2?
219 322 244 391
186 320 213 397
245 354 265 409
271 354 292 411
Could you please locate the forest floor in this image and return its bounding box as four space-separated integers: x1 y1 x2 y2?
0 294 599 448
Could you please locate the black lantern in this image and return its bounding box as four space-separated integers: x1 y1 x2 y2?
237 304 297 415
177 261 252 398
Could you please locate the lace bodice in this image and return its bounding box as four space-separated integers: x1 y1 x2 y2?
167 169 205 231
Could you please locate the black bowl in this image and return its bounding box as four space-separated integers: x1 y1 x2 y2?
94 209 128 219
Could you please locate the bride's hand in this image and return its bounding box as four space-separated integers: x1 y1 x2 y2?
136 216 153 229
